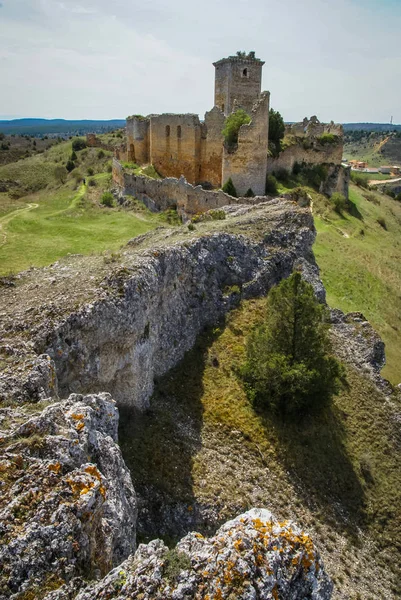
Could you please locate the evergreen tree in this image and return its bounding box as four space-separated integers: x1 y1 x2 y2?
241 272 342 420
222 177 238 197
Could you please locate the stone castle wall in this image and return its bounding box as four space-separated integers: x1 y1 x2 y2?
267 141 343 175
126 108 227 189
222 92 270 196
149 114 202 184
112 158 262 219
199 107 225 188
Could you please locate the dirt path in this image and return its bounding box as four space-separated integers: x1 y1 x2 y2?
369 177 401 186
0 202 39 247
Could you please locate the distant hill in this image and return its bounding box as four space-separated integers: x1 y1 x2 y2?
0 118 125 136
343 123 401 132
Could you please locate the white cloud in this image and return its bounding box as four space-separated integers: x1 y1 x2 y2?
0 0 400 122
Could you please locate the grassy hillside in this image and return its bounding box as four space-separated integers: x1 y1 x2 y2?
0 138 170 275
120 298 401 599
312 183 401 384
344 132 401 167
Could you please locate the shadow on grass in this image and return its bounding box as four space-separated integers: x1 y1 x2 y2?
347 199 364 220
118 326 223 545
256 401 366 538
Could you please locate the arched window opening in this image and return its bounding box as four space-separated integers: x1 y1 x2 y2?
166 125 170 137
177 125 182 139
242 68 248 77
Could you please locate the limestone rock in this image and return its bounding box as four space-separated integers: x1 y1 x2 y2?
0 393 137 599
59 508 332 600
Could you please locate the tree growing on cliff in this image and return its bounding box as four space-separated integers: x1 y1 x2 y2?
241 272 342 420
222 109 251 148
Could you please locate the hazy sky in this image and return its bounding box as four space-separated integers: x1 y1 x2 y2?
0 0 400 123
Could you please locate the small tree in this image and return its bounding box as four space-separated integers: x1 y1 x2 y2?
101 191 114 207
222 109 251 147
66 159 75 173
245 188 255 197
222 177 238 197
72 138 87 151
54 165 68 184
331 192 348 214
269 108 285 154
265 174 278 195
70 150 78 161
241 271 342 420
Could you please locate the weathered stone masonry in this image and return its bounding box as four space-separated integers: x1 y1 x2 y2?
121 52 347 204
126 53 269 195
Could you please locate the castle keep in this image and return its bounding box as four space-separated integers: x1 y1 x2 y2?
119 52 347 205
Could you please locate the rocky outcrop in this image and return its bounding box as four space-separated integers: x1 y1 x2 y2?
46 509 333 600
330 310 391 393
0 200 323 409
0 393 137 599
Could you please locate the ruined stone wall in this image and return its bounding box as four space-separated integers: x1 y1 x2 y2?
86 133 116 153
149 114 202 185
113 158 263 219
222 92 270 196
285 117 344 139
213 56 264 115
267 142 343 175
199 107 225 188
126 117 150 164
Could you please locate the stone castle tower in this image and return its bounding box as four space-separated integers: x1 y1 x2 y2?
213 53 265 116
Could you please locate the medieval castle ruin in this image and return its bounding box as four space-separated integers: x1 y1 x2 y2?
113 52 349 218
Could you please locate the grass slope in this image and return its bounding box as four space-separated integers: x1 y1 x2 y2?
120 298 401 600
0 141 168 275
313 183 401 384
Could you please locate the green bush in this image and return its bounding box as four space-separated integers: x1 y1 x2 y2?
97 149 105 159
87 167 94 176
274 167 290 183
331 192 348 214
265 174 278 195
222 109 251 147
72 138 87 151
88 178 96 187
396 192 401 202
240 271 342 420
269 108 285 150
100 192 114 207
301 164 328 189
70 151 77 161
209 209 226 220
54 165 68 184
350 171 369 189
222 177 238 197
65 160 75 173
317 133 338 145
244 188 255 198
292 161 302 176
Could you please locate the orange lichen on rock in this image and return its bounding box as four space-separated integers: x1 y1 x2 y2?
48 462 61 474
